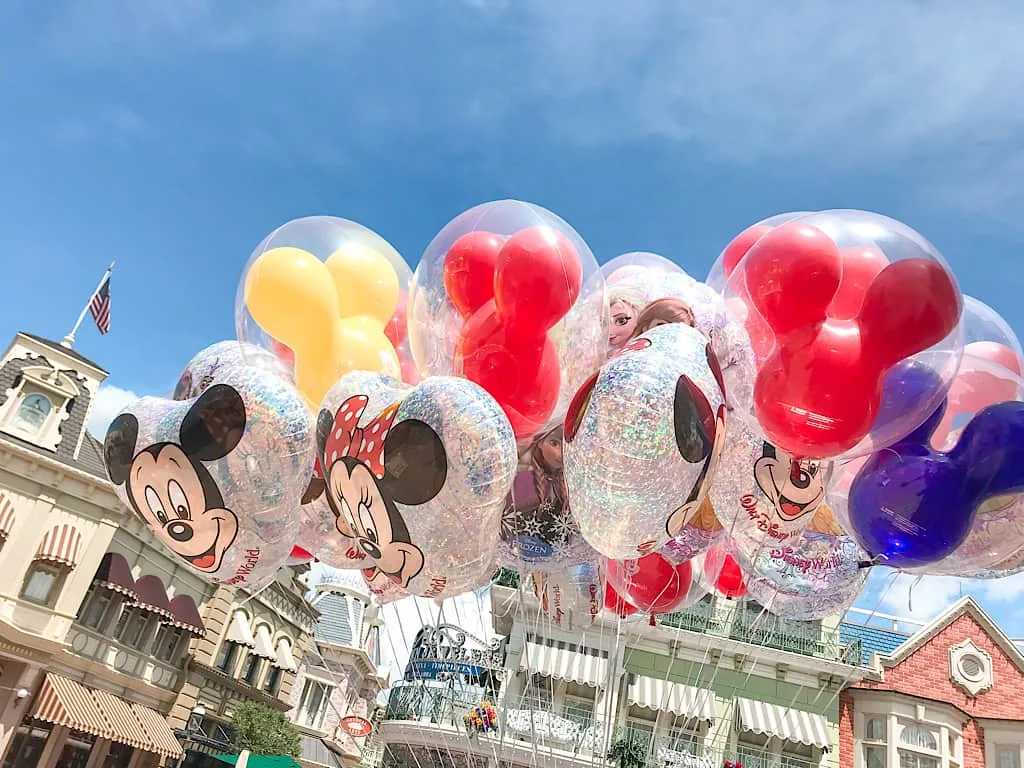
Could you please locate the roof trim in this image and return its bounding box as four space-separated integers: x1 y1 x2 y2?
16 332 108 374
871 596 1024 676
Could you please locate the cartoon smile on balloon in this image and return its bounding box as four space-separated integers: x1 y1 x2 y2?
754 445 826 524
105 385 244 574
316 395 447 588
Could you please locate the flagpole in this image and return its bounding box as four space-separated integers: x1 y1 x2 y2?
62 261 115 348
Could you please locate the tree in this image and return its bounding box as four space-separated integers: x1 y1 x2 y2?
607 732 647 768
230 701 302 758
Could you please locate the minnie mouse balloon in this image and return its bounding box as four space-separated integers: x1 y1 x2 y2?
103 347 314 586
564 323 727 559
296 495 368 570
313 372 516 599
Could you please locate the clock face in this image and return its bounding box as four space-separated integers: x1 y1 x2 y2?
339 716 373 737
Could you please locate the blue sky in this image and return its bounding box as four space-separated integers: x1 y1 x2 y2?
3 0 1024 639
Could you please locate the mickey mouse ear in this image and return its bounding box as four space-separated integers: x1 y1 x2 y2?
674 376 715 463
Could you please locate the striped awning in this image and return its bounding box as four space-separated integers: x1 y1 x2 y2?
225 610 256 647
90 688 153 752
131 574 173 619
131 703 184 759
0 493 16 539
30 674 113 740
627 675 716 722
35 524 82 568
93 552 138 600
737 698 831 750
254 624 277 660
164 594 205 637
274 637 297 671
519 641 609 688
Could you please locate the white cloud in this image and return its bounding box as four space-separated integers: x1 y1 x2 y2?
87 384 139 438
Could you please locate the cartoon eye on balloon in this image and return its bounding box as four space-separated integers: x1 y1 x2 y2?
312 372 517 599
564 323 727 560
103 345 314 586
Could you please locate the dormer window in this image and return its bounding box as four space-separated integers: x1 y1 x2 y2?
10 393 52 437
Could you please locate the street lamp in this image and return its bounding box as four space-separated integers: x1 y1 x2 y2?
175 704 207 768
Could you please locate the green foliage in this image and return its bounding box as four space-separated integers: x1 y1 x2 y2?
230 701 302 758
492 567 521 588
607 734 648 768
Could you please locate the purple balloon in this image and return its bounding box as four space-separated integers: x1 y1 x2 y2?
850 400 1024 568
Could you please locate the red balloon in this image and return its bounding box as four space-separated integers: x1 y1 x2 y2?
385 291 409 347
744 222 960 458
271 339 295 368
494 227 583 335
604 582 638 618
287 545 313 565
829 247 888 320
457 299 560 437
721 223 773 277
704 551 746 598
444 232 504 318
606 553 694 615
450 227 582 439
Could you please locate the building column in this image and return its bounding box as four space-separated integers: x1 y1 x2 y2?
37 723 70 768
85 738 112 768
0 660 42 761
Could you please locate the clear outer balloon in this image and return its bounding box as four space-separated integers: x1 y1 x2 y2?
296 496 368 570
532 562 604 629
706 212 813 293
703 542 748 598
848 392 1024 569
722 209 964 460
363 569 410 605
601 253 756 415
236 215 410 408
564 323 727 559
102 349 314 587
314 371 516 599
604 552 695 615
709 420 837 557
496 424 591 573
961 295 1024 365
729 495 869 620
173 341 291 400
408 200 607 442
901 363 1024 577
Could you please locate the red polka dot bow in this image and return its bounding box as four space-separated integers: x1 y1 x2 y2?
322 395 400 480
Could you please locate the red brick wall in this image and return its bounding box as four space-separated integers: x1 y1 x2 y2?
838 612 1024 767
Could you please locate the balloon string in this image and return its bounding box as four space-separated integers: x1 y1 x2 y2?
907 575 924 614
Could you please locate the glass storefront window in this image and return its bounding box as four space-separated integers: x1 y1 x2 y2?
2 721 51 768
56 729 95 768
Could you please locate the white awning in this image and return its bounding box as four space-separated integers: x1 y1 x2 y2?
274 637 297 671
627 675 715 722
737 698 831 750
253 624 276 660
225 611 256 648
519 641 609 688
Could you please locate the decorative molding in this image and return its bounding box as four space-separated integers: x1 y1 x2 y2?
948 638 994 697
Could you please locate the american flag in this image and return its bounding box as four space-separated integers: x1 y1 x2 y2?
89 276 111 334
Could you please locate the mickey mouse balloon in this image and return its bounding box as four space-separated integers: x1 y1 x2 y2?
312 371 517 599
564 323 727 559
103 345 315 586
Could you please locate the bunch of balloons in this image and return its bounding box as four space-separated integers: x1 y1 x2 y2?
101 200 1024 624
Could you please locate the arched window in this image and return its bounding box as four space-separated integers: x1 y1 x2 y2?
901 724 938 751
12 393 52 436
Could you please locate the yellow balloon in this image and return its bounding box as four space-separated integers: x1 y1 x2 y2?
326 242 400 327
244 245 402 407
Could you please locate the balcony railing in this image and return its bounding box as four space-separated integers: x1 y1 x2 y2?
658 602 862 665
66 625 182 689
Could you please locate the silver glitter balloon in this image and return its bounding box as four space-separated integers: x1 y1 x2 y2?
318 373 517 599
103 347 314 587
173 340 291 401
565 323 727 560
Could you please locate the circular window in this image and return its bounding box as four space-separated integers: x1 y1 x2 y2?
958 653 984 680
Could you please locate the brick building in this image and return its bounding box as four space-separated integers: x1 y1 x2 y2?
839 596 1024 768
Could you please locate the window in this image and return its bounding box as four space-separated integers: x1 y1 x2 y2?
522 673 552 711
562 697 593 729
57 728 95 768
263 665 282 695
866 716 887 741
898 722 940 768
864 747 886 768
902 725 938 751
625 720 654 758
11 393 52 436
152 625 186 663
20 562 68 606
666 726 699 756
297 678 333 729
780 741 814 768
78 585 115 630
114 606 151 648
2 723 51 768
737 731 771 768
997 747 1022 768
216 641 241 674
240 653 263 685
